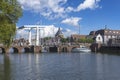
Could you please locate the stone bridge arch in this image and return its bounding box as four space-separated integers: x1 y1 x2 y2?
58 45 80 52
24 47 30 53
13 46 32 53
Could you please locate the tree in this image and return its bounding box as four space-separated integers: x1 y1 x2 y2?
44 37 52 41
78 38 94 43
60 37 71 44
0 0 22 47
60 38 67 43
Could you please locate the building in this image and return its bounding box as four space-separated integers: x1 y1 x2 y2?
93 34 103 44
70 34 86 42
54 28 64 44
55 27 64 38
108 38 120 46
89 28 120 44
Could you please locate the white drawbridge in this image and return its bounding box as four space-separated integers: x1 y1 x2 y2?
18 25 46 46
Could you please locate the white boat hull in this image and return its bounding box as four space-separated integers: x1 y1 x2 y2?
72 48 91 53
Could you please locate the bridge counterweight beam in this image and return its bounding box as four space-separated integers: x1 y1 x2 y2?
36 26 39 46
28 28 32 45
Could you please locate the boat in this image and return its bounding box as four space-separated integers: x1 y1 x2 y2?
72 46 91 53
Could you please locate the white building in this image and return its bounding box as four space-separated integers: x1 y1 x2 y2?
95 34 103 44
89 28 120 44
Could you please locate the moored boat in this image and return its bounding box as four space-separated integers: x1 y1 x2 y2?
72 46 91 53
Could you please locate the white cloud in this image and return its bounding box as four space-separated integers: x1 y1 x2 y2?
18 0 67 19
17 0 101 19
75 0 101 11
61 17 82 27
62 29 77 37
16 25 77 39
16 29 28 39
42 25 77 37
42 25 58 37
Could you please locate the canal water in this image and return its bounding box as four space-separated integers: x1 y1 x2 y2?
0 52 120 80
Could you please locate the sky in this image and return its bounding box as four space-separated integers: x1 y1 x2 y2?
16 0 120 38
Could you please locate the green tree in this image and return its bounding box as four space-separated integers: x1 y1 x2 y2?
78 38 94 43
60 38 67 43
61 37 72 43
86 38 94 43
44 37 52 41
0 0 22 47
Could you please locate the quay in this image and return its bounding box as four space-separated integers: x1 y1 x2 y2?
90 43 120 53
89 28 120 54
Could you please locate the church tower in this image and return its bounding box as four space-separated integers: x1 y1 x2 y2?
55 27 64 38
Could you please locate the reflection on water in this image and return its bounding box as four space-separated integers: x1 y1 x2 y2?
0 53 120 80
4 55 11 80
0 54 11 80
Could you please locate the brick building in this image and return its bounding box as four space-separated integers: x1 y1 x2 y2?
89 28 120 44
70 34 86 42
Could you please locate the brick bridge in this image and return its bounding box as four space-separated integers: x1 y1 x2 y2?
0 46 42 53
0 44 90 53
58 45 80 52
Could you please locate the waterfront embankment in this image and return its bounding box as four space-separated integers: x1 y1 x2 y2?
90 43 120 53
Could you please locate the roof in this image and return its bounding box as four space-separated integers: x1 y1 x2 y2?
95 29 120 35
55 27 63 37
71 34 86 38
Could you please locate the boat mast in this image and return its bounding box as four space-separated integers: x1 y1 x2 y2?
78 24 80 35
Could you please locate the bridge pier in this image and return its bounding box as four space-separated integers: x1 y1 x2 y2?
33 46 41 53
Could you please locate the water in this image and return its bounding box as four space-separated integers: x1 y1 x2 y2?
0 52 120 80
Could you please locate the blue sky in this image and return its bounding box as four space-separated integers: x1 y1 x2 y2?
17 0 120 35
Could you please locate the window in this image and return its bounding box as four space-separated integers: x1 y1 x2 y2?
98 37 100 40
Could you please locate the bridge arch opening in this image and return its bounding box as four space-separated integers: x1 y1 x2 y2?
13 47 19 53
49 46 57 52
0 47 5 54
71 47 78 52
24 47 30 53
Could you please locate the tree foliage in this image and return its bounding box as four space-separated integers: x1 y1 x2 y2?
44 37 52 41
60 37 71 43
78 38 94 43
0 0 22 47
60 38 68 43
